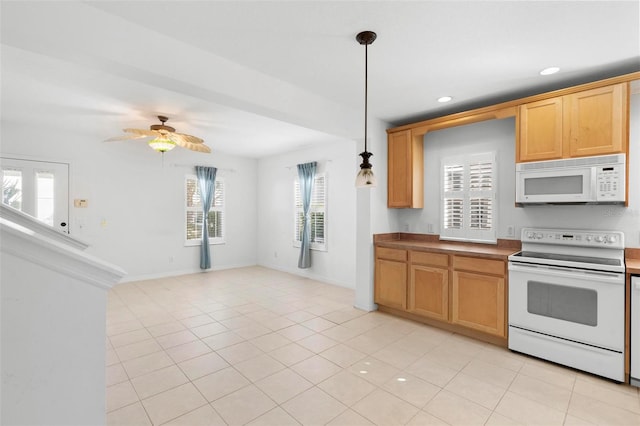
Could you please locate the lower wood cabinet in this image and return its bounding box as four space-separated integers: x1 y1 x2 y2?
374 248 508 340
452 270 505 337
408 251 449 321
374 248 407 310
409 264 448 321
452 255 506 337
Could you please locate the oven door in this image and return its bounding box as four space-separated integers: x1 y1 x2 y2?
516 167 594 203
508 262 624 351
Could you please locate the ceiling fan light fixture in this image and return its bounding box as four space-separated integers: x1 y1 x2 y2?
148 137 176 153
106 115 210 154
355 30 377 188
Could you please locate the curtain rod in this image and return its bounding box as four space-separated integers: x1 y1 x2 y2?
170 163 236 173
284 159 333 170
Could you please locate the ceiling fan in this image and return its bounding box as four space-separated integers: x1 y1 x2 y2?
105 115 211 153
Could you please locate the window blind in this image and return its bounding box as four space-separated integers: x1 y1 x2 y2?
441 153 496 243
294 174 327 250
185 176 225 245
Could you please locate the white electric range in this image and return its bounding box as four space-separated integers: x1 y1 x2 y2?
508 228 625 382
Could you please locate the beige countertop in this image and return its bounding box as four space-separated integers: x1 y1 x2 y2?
374 233 520 260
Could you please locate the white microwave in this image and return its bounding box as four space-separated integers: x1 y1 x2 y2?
515 154 626 204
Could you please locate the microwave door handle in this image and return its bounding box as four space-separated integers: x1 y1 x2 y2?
590 168 597 200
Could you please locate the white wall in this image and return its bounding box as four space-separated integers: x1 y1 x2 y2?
257 140 357 288
1 217 125 426
355 117 398 310
397 92 640 246
1 122 258 280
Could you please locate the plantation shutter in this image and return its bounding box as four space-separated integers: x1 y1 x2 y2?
441 153 496 243
294 173 326 250
443 164 464 231
185 176 225 244
469 161 493 231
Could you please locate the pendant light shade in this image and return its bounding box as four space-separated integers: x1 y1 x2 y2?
355 152 377 187
355 30 377 188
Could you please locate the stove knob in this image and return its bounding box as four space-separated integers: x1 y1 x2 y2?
607 235 617 244
535 233 543 239
595 235 604 243
526 232 534 239
586 235 593 242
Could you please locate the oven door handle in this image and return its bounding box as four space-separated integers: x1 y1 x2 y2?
509 262 623 283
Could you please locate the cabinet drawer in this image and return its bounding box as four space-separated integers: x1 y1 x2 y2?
377 247 407 262
453 256 504 276
410 251 449 268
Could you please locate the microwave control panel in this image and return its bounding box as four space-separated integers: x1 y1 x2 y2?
596 165 624 200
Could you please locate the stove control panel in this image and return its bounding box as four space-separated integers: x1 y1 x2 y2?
520 228 624 249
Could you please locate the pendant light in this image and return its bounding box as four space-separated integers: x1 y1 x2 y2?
355 30 377 188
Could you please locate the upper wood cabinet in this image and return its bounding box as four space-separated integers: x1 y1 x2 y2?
387 130 423 208
567 84 627 157
517 97 564 161
517 83 628 162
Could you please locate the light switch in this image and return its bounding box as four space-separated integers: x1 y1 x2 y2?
74 199 88 208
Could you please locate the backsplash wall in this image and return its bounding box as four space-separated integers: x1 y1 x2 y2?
396 91 640 247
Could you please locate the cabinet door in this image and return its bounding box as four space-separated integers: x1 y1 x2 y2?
408 265 448 321
517 97 564 162
387 130 423 208
452 271 505 337
374 259 407 309
566 83 627 158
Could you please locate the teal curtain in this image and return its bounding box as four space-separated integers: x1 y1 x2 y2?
195 166 217 270
297 161 317 269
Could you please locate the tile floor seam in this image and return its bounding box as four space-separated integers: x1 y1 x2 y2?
112 380 155 424
172 377 228 425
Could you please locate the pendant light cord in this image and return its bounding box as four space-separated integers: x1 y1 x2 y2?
364 42 368 154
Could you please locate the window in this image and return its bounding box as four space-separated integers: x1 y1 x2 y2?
294 173 326 251
185 175 225 245
2 169 23 210
1 158 69 232
441 152 496 243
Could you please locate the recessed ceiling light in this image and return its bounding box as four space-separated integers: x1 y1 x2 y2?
437 96 453 103
540 67 560 76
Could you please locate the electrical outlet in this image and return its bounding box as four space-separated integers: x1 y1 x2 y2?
403 223 409 232
427 223 434 233
507 225 515 238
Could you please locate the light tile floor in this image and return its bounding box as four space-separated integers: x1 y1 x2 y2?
106 266 640 425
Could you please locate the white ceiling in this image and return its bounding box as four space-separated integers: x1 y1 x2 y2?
1 1 638 158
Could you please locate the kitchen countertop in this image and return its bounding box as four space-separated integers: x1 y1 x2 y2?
626 248 640 274
374 233 520 260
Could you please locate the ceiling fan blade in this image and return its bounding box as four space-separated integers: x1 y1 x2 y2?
104 133 149 142
173 132 204 144
123 128 159 137
182 141 211 153
170 133 210 153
